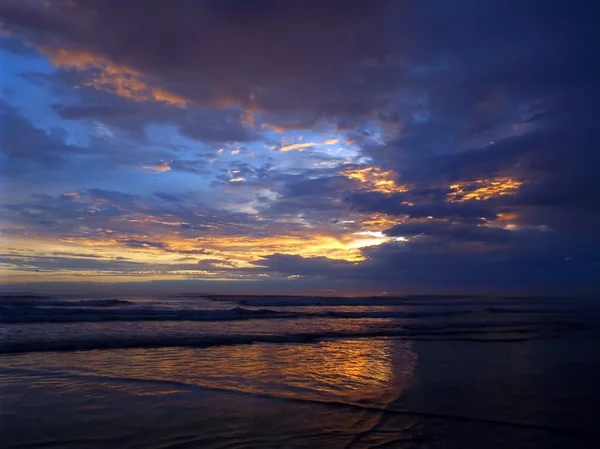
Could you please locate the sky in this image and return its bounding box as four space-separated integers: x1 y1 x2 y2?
0 0 599 295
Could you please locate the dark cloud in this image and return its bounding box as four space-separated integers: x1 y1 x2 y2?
0 253 146 273
154 192 184 203
179 223 212 232
258 254 355 278
256 236 599 290
166 159 210 175
384 221 515 244
0 101 86 169
0 252 208 275
0 0 401 117
86 188 140 205
51 95 257 144
123 239 167 249
347 192 494 222
1 189 268 249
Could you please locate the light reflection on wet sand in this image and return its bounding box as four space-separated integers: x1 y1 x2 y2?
1 338 417 407
3 333 600 448
1 338 419 448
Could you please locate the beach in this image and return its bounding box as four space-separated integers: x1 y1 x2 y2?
1 295 599 448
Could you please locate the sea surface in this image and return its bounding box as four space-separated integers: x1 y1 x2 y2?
1 294 600 448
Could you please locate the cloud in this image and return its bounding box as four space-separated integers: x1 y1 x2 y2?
2 0 600 291
383 220 515 244
253 234 600 290
347 191 495 222
279 142 316 153
0 0 399 118
154 192 184 202
40 47 189 107
124 239 167 249
143 162 171 173
258 253 355 278
0 101 86 169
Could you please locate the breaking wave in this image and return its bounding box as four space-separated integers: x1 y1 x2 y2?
0 321 584 354
0 305 299 324
0 296 132 307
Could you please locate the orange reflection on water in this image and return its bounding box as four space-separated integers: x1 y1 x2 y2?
6 339 417 407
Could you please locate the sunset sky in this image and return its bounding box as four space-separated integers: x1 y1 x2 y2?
1 0 598 294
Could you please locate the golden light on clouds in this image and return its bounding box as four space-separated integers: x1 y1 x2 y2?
279 142 317 152
361 214 406 232
278 138 339 152
345 231 406 249
143 162 171 172
448 177 523 202
42 47 188 107
497 212 519 221
0 228 376 283
194 234 366 263
342 166 408 194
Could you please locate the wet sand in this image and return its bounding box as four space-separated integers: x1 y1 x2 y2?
2 327 600 448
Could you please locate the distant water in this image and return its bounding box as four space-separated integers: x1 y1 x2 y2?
2 294 600 448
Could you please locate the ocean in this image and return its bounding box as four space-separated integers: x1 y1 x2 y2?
1 294 599 448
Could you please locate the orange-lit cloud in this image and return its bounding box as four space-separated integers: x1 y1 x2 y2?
41 47 188 107
279 142 317 152
279 138 340 152
448 177 523 202
496 212 519 221
142 162 171 172
342 166 408 194
360 214 407 232
240 110 256 128
262 123 310 133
